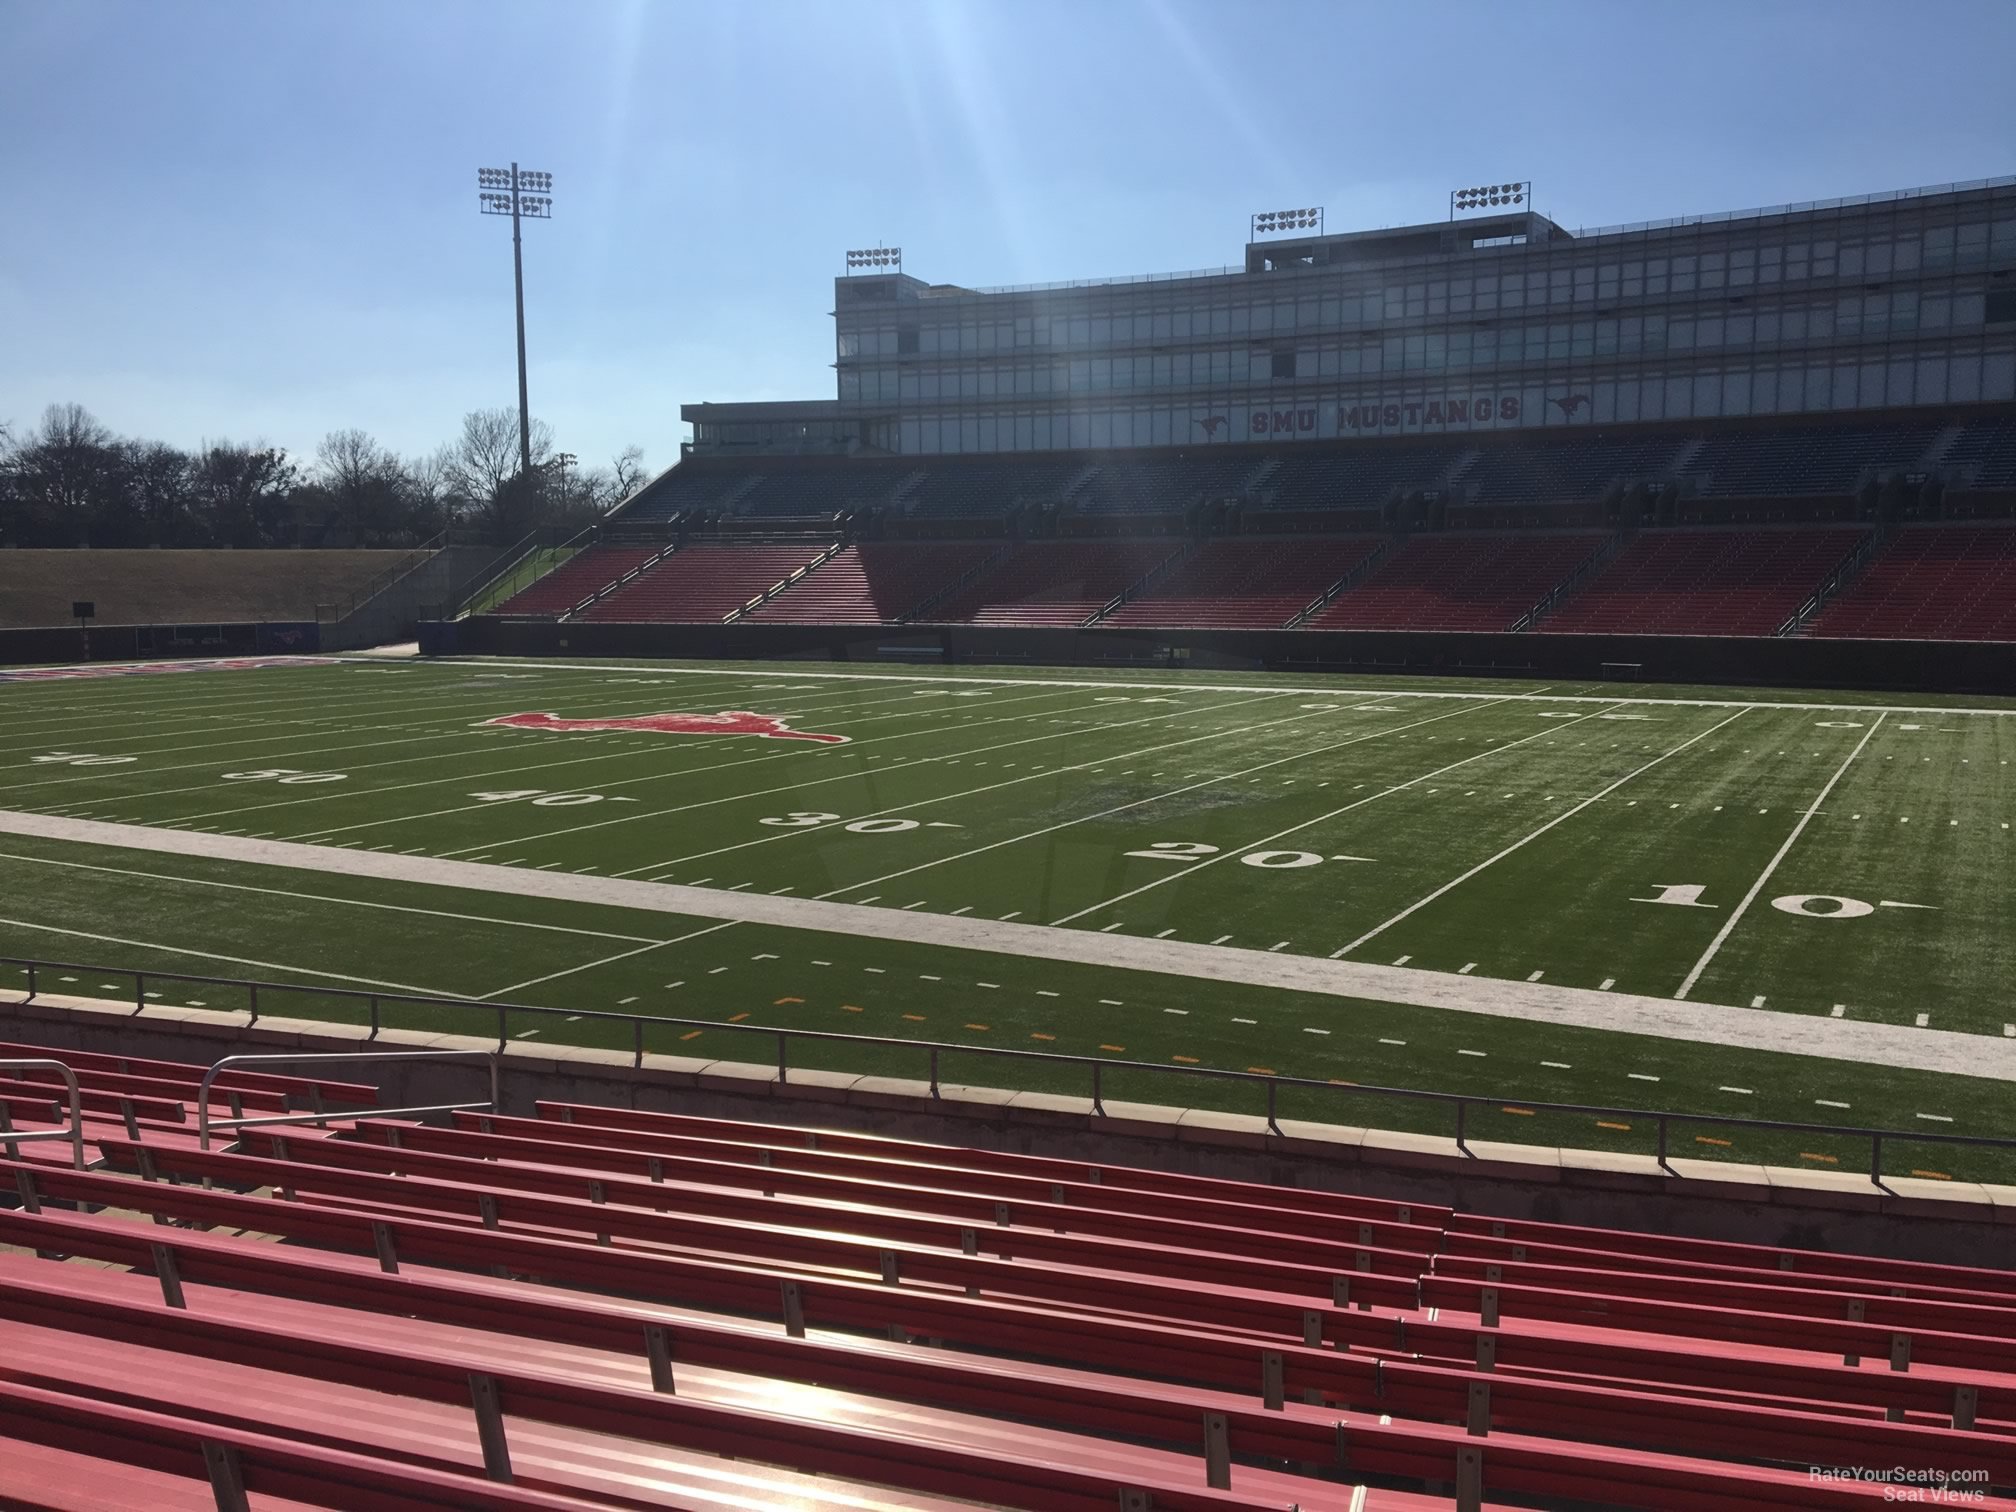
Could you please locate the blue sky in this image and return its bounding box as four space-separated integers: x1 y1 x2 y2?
3 0 2012 475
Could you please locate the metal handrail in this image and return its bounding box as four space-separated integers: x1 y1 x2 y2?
195 1050 499 1150
0 1060 86 1170
7 953 2015 1186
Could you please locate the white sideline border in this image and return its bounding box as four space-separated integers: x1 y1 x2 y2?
412 656 2016 718
3 809 2012 1085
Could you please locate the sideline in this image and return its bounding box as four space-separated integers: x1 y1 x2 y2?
3 809 2011 1083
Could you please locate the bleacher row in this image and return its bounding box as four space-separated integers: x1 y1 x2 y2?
495 523 2016 640
3 1039 2013 1510
621 415 2015 524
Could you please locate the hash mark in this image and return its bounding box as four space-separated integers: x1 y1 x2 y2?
1379 1037 1406 1046
1457 1048 1485 1057
1628 1073 1659 1082
1598 978 1616 991
1719 1086 1752 1095
1542 1061 1572 1069
1459 963 1477 975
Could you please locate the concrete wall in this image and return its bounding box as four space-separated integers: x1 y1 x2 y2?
438 613 2016 696
6 989 2011 1270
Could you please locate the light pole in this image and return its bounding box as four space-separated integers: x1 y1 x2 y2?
476 164 553 479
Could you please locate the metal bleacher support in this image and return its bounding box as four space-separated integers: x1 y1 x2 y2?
194 1049 499 1150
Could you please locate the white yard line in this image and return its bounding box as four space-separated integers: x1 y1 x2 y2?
1335 709 1749 957
1674 714 1888 1001
615 689 1299 879
820 699 1509 904
269 684 1080 847
1051 700 1621 926
177 678 992 833
6 808 2011 1082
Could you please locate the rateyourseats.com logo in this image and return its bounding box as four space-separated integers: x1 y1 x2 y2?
1809 1466 1989 1503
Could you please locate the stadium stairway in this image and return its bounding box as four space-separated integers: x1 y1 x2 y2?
1805 523 2016 642
575 544 837 623
741 541 1002 624
919 539 1188 626
494 546 664 618
1537 526 1868 638
2 1040 2013 1510
1099 537 1385 629
1307 532 1608 633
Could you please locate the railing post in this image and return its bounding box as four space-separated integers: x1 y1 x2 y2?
247 982 258 1024
1266 1078 1279 1135
496 1005 508 1052
1091 1058 1103 1116
929 1045 940 1099
1657 1118 1669 1170
368 995 380 1040
135 973 146 1012
1871 1132 1884 1187
1455 1099 1468 1155
25 963 36 1001
633 1019 645 1069
777 1032 789 1085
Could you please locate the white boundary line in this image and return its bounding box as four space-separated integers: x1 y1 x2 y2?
474 921 740 1001
1674 713 1889 1001
424 656 2016 718
1335 709 1752 957
0 849 664 943
0 912 460 998
4 809 2009 1083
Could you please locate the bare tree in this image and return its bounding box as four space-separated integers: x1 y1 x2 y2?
9 404 121 545
609 445 648 503
447 408 554 541
192 441 299 547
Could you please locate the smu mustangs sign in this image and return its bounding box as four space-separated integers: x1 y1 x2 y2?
1202 390 1591 442
482 710 850 744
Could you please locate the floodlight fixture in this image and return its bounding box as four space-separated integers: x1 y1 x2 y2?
844 246 903 273
1449 181 1530 219
473 161 555 478
1250 207 1324 239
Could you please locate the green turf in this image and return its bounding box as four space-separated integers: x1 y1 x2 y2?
1 653 2011 1182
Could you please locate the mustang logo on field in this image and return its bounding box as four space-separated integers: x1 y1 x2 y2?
481 710 849 744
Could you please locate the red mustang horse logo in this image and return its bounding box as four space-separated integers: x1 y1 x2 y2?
482 711 849 744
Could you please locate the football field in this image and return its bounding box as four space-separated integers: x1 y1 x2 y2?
2 652 2012 1180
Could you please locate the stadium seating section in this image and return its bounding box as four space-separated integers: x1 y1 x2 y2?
1808 524 2016 642
1540 527 1865 637
1103 537 1382 628
470 416 2016 641
577 543 834 623
493 545 660 616
1680 423 1944 498
1308 532 1607 633
743 541 1000 623
922 539 1182 625
2 1039 2012 1509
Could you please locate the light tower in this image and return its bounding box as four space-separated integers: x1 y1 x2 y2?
476 163 554 478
